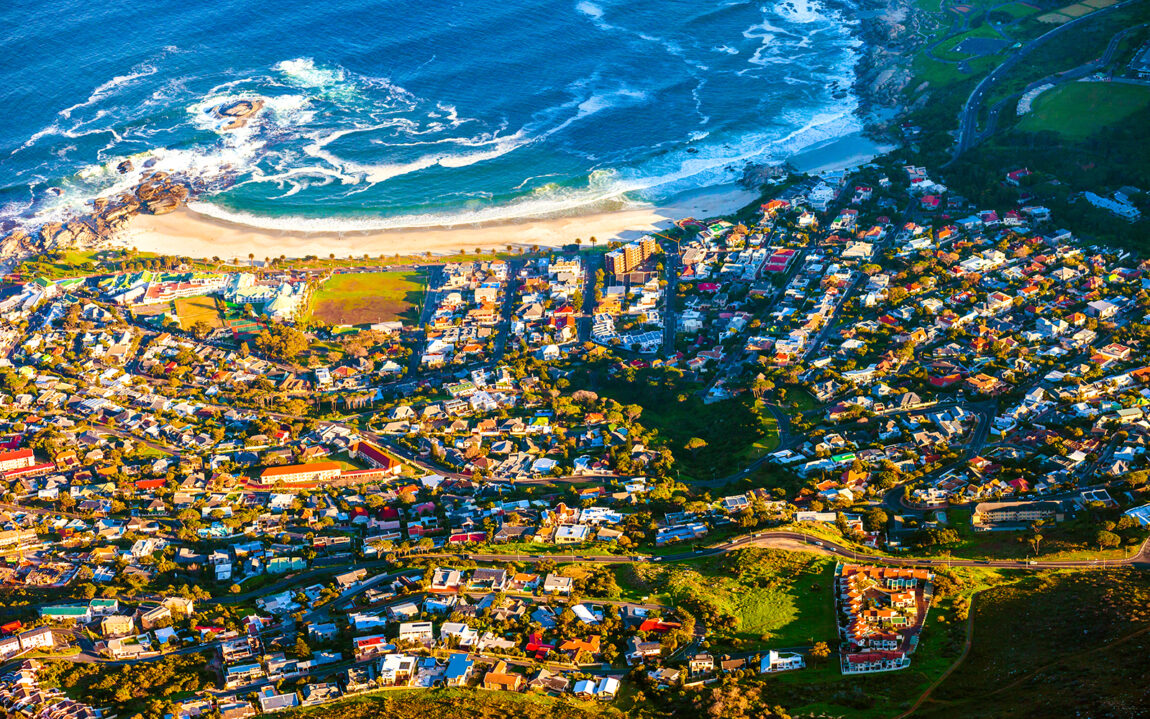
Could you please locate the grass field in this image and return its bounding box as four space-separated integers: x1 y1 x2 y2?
174 295 223 329
16 250 105 279
918 569 1150 718
624 549 837 651
310 270 426 326
283 688 621 719
1017 82 1150 139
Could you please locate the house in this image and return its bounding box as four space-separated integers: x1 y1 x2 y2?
40 605 91 623
469 567 509 591
528 667 570 694
483 660 522 691
443 652 475 686
100 615 135 637
397 621 434 645
300 683 342 706
439 622 479 648
431 567 464 592
378 653 418 686
542 574 573 595
688 653 714 676
257 686 300 713
761 650 805 673
626 636 662 665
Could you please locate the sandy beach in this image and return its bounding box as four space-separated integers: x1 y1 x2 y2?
112 133 893 261
114 185 761 261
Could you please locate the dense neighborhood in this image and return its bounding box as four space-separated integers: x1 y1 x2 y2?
1 152 1149 719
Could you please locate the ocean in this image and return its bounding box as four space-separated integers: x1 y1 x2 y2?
0 0 866 233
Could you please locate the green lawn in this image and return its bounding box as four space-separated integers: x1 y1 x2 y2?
626 549 838 652
16 250 106 279
1017 82 1150 139
308 270 426 326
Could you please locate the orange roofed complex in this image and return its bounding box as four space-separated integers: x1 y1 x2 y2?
836 564 933 675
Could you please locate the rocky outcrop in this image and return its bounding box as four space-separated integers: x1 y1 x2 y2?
136 173 190 215
0 91 251 261
738 162 793 190
0 171 193 258
212 98 265 131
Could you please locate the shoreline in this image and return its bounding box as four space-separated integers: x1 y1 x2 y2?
113 184 761 261
112 133 893 261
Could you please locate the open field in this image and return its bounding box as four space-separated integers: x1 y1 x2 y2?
916 569 1150 718
282 688 622 719
1017 82 1150 138
624 548 837 651
174 295 223 329
310 271 426 326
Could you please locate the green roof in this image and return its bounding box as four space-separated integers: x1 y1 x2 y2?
42 605 89 616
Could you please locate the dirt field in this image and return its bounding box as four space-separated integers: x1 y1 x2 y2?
174 295 223 329
310 270 426 326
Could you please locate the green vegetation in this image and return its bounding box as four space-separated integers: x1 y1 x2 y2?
578 366 774 481
283 688 623 719
918 568 1150 718
35 654 212 719
308 270 427 326
1017 82 1150 139
626 548 836 651
16 249 113 279
983 1 1150 108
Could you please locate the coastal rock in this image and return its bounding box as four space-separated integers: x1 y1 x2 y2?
103 202 138 224
92 197 109 213
212 98 265 131
117 159 134 174
0 229 31 257
39 222 62 245
143 194 183 215
134 174 190 214
738 162 792 190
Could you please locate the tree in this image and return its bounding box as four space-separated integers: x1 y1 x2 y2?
864 508 889 532
1029 532 1043 556
293 636 312 659
1095 529 1120 551
685 437 708 457
810 641 831 662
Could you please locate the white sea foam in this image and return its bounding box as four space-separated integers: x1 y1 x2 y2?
59 64 158 119
186 99 863 234
274 58 346 89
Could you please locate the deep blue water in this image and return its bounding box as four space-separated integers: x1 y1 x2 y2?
0 0 863 231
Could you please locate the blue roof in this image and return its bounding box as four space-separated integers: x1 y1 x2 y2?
444 652 474 680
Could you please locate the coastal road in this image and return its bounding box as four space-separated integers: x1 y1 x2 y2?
949 0 1141 163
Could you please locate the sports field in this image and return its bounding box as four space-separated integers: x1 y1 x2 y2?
310 270 426 326
174 295 223 329
1018 82 1150 139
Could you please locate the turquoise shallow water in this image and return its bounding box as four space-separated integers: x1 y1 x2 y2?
0 0 864 232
